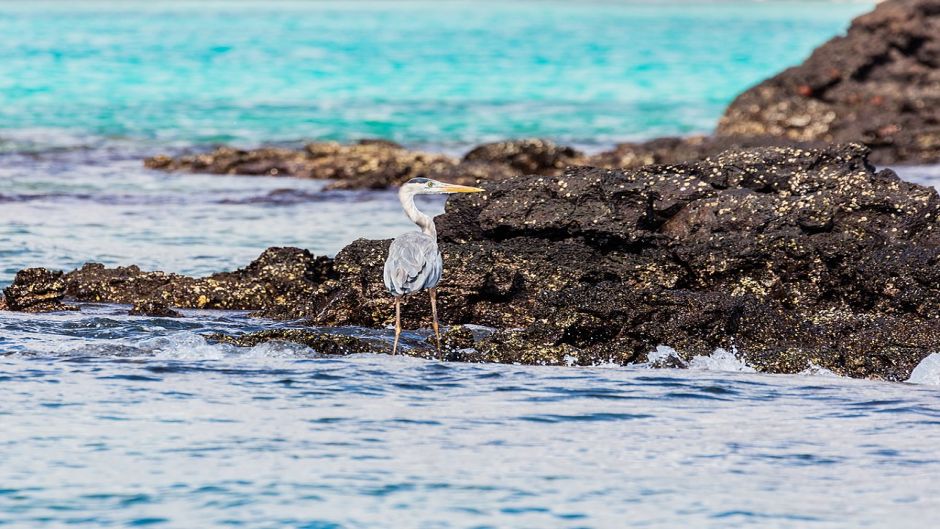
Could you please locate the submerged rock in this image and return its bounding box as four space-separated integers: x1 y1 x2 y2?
1 268 78 313
718 0 940 165
207 329 377 355
129 301 182 318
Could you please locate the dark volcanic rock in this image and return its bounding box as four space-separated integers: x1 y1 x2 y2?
463 139 586 176
21 144 940 379
145 140 461 190
64 247 334 317
207 329 377 355
718 0 940 165
305 144 940 380
588 135 825 170
144 138 581 190
145 140 520 190
129 301 182 318
2 268 78 313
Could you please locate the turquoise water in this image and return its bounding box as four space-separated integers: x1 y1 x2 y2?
0 1 874 148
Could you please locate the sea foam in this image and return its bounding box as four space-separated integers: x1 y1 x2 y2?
907 353 940 386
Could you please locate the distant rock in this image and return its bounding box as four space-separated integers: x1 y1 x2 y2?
718 0 940 165
145 139 535 190
462 138 586 176
2 268 78 313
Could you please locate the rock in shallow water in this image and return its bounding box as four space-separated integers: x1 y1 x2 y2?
129 301 182 318
1 268 78 313
12 144 940 380
144 138 578 190
307 143 940 379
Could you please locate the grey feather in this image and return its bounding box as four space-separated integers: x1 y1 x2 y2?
384 232 443 296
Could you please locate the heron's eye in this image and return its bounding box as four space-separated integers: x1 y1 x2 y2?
427 182 433 187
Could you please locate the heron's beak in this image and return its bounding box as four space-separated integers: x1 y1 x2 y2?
441 184 485 193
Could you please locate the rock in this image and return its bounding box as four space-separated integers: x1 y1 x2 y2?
129 301 182 318
144 138 579 190
718 0 940 165
588 135 824 170
305 144 940 381
25 144 940 379
2 268 78 313
207 329 377 355
64 247 334 317
145 140 460 189
462 138 586 176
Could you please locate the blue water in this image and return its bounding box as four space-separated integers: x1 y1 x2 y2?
0 1 874 148
6 2 940 527
3 309 940 528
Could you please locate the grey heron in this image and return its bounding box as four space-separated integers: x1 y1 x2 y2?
384 177 484 355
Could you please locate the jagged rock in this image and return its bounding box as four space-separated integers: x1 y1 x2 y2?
462 138 586 176
25 144 940 379
718 0 940 165
145 140 461 189
306 144 940 380
588 135 825 170
144 138 579 189
2 268 78 313
65 247 334 316
129 301 182 318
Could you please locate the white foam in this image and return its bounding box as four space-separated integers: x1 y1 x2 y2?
799 362 840 378
142 332 230 360
688 348 756 373
907 353 940 386
646 345 688 368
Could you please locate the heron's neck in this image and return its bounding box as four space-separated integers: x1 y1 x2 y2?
401 190 437 238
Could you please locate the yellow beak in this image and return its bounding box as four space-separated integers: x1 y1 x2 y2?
441 184 485 193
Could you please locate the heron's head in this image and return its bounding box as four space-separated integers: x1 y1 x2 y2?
400 177 484 196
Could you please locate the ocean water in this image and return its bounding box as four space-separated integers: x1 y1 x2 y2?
1 0 874 148
3 311 940 528
5 1 940 527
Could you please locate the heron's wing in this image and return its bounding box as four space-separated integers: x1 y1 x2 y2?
384 232 442 296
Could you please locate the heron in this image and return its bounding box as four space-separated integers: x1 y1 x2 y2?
384 177 484 356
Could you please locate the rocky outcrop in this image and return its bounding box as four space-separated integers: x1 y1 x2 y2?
145 140 461 190
302 143 940 380
718 0 940 165
144 139 581 190
1 269 78 313
587 135 825 170
11 144 940 380
463 139 586 175
64 247 333 316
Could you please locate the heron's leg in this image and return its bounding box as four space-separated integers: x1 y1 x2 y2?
393 297 402 356
429 288 441 357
